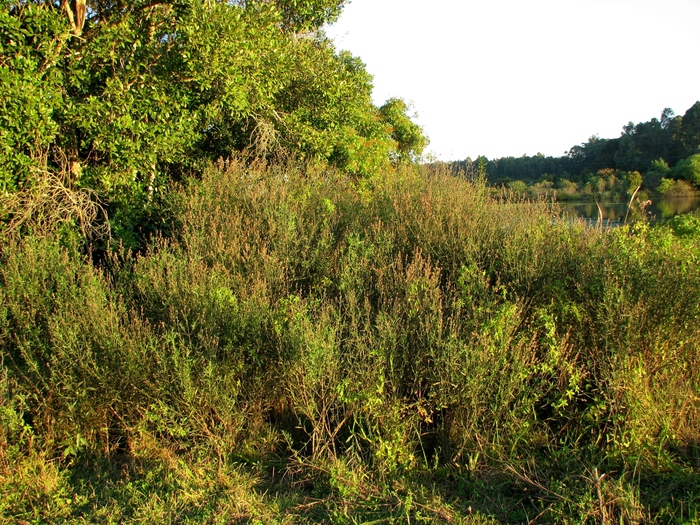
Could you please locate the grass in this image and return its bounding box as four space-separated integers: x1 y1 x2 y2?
1 159 699 523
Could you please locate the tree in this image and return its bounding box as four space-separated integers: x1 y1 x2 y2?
0 5 65 191
678 101 700 159
378 98 428 165
2 0 424 244
644 158 670 189
661 107 674 125
567 135 613 174
270 0 347 32
625 170 642 195
614 134 640 171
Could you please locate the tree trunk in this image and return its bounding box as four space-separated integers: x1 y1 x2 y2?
61 0 87 36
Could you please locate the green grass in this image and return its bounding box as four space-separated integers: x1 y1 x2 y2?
2 160 699 523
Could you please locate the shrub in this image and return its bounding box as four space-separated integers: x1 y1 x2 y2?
2 160 700 522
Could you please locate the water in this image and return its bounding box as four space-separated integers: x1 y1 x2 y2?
561 195 700 224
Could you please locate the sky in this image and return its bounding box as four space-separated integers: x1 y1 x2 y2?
323 0 700 162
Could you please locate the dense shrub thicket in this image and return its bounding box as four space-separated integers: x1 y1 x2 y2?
1 162 699 523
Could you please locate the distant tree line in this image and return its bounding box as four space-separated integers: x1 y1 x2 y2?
449 102 700 197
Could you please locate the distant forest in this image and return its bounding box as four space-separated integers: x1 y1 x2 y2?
450 101 700 197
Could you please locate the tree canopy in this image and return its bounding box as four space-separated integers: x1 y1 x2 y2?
1 0 427 244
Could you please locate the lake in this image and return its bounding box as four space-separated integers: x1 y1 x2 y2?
561 194 700 225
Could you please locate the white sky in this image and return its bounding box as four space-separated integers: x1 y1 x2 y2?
324 0 700 161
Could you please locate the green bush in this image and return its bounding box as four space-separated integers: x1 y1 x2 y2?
673 153 700 186
667 212 700 237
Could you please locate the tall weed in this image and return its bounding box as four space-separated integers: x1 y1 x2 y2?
1 159 699 522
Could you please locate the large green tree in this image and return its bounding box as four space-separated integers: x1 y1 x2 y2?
1 0 426 243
